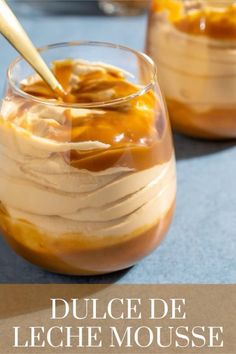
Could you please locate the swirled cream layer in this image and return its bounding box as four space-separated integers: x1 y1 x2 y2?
0 116 175 237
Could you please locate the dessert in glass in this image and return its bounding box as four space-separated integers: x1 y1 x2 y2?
0 42 176 275
146 0 236 139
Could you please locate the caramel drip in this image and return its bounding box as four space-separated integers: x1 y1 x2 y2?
64 128 172 172
14 60 172 171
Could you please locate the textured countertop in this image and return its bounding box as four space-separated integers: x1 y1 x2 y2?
0 10 235 284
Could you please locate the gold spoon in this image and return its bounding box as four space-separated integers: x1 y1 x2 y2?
0 0 65 96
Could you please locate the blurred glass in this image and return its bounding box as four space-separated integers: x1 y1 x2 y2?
146 0 236 139
99 0 149 15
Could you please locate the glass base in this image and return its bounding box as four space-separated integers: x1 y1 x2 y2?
0 204 175 275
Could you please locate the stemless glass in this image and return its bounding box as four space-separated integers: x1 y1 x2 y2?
0 41 176 275
146 0 236 139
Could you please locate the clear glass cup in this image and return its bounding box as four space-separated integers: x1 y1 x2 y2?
146 0 236 139
99 0 149 15
0 41 176 275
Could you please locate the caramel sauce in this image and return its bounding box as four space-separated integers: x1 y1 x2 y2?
167 98 236 139
152 0 183 22
175 6 236 39
152 0 236 39
17 60 172 171
0 202 175 275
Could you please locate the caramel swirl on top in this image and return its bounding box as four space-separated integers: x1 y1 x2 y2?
9 60 172 172
153 0 236 40
175 5 236 39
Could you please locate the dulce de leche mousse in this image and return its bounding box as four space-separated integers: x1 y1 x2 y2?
0 59 176 275
147 0 236 139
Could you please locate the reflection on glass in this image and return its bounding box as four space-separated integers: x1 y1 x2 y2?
99 0 149 15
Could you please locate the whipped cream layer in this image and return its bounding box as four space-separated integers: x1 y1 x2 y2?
0 102 176 238
148 12 236 112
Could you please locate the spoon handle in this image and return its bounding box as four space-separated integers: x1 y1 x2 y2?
0 0 64 95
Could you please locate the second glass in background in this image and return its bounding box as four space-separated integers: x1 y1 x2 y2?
146 0 236 139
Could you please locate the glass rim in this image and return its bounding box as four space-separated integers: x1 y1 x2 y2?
7 41 157 109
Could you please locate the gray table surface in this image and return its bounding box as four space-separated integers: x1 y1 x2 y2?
0 11 235 284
